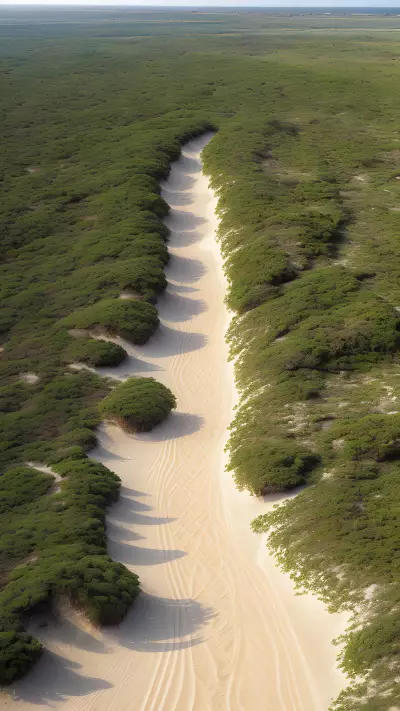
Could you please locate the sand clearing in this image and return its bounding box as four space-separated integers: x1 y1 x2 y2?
7 135 348 711
19 373 39 384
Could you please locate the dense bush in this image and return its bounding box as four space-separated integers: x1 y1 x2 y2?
60 556 140 625
0 466 53 513
0 457 140 683
101 377 176 432
107 257 167 301
65 337 127 367
64 299 159 345
227 239 296 313
1 552 139 629
0 370 108 471
230 438 319 495
327 414 400 463
0 632 43 685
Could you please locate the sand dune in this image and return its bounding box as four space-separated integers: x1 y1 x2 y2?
6 134 348 711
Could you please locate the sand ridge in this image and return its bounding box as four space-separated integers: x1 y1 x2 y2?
5 134 348 711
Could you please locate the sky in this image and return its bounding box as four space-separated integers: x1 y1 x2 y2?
1 0 398 7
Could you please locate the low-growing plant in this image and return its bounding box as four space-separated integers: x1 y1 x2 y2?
0 457 140 683
229 437 320 495
101 377 176 432
64 337 127 367
64 299 159 345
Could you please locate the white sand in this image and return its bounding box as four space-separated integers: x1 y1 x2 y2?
25 462 62 494
7 135 348 711
19 373 39 384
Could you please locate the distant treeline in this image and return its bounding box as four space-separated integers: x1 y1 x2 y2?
0 11 399 707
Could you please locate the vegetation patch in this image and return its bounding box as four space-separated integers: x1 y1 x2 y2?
101 377 176 432
65 337 127 368
230 437 319 495
0 457 140 683
64 299 159 345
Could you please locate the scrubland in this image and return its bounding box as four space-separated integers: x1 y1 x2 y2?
1 8 400 706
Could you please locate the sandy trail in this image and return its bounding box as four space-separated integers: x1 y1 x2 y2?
7 134 348 711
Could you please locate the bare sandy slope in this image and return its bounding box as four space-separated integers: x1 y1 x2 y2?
6 134 348 711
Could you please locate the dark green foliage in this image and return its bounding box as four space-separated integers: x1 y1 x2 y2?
0 457 139 683
0 370 107 470
2 552 139 628
328 414 400 463
275 295 400 373
0 466 53 513
64 337 127 367
106 257 167 301
101 377 176 432
342 608 400 676
54 457 120 510
227 240 296 313
0 382 33 414
64 299 159 345
0 632 43 685
61 556 140 626
230 438 319 495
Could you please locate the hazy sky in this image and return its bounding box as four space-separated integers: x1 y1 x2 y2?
1 0 398 7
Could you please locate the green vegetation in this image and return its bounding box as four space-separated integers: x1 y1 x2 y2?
0 457 140 683
64 337 127 367
101 377 176 432
0 631 42 685
1 6 400 704
64 299 159 345
230 438 319 496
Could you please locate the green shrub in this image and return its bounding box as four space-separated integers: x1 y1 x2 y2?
64 299 159 345
227 239 296 313
60 556 140 626
0 457 140 683
0 631 43 685
101 377 176 432
0 466 53 513
107 257 167 301
54 458 121 510
60 427 97 451
230 438 320 495
65 338 127 367
328 414 400 463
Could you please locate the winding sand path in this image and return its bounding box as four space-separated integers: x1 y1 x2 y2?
7 135 348 711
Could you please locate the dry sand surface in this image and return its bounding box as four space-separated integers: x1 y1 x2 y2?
5 134 348 711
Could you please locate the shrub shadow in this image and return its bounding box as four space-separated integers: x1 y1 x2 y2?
166 209 206 232
161 172 196 191
107 521 145 542
136 412 204 442
109 492 176 527
11 651 112 704
97 354 163 380
165 254 207 283
159 291 207 323
167 281 199 294
168 228 204 248
161 186 195 207
112 542 187 567
177 154 201 174
136 323 207 358
107 593 214 653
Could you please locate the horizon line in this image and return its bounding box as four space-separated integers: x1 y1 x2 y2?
1 3 399 7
